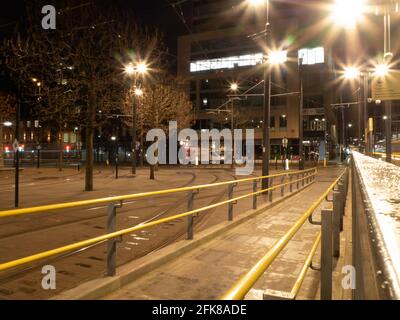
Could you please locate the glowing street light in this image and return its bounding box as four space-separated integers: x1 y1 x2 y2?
124 62 149 76
344 66 360 79
230 83 239 91
125 64 135 75
330 0 366 28
3 121 12 127
374 63 390 77
136 62 148 74
269 50 288 65
248 0 265 5
124 61 149 175
135 88 143 96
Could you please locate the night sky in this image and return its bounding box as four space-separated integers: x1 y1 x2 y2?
0 0 188 71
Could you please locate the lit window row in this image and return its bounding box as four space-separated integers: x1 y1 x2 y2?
190 53 264 72
190 47 324 73
298 47 325 65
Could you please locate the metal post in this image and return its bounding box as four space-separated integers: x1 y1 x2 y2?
37 147 40 169
290 175 293 192
363 75 369 154
107 203 118 276
297 173 299 189
187 190 196 240
338 182 344 231
14 87 21 208
302 173 305 187
269 178 273 202
115 153 119 179
280 176 285 197
228 184 235 221
299 58 305 170
385 101 392 163
333 191 341 258
131 79 137 175
252 180 258 209
262 3 272 190
321 209 333 300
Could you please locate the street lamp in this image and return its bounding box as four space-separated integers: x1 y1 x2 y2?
247 0 289 187
230 83 239 92
374 62 392 163
124 61 148 175
248 0 264 5
342 66 365 149
329 0 366 29
343 66 360 80
3 121 12 127
374 63 390 77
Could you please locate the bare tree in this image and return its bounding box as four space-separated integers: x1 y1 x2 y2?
122 75 193 179
1 1 166 190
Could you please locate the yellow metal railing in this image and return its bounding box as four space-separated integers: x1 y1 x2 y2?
289 232 321 298
0 168 317 273
0 168 316 219
221 170 346 300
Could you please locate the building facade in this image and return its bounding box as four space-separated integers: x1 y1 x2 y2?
177 0 339 160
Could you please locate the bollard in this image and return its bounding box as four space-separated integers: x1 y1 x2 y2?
107 202 122 277
187 190 197 240
280 176 285 197
338 182 345 231
332 191 341 258
228 184 235 221
290 175 293 193
321 209 333 300
252 180 258 209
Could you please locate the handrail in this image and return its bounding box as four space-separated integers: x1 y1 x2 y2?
0 168 316 219
221 170 346 300
290 232 321 298
0 170 317 273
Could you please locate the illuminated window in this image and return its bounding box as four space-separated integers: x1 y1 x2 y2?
298 47 325 65
190 53 263 73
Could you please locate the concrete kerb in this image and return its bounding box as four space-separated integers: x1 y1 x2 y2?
52 180 316 300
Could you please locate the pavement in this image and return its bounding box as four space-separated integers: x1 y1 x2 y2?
101 166 345 300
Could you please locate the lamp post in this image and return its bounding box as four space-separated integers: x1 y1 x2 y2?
125 62 148 175
247 0 273 189
374 62 392 163
15 82 21 208
298 58 304 170
111 135 118 179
